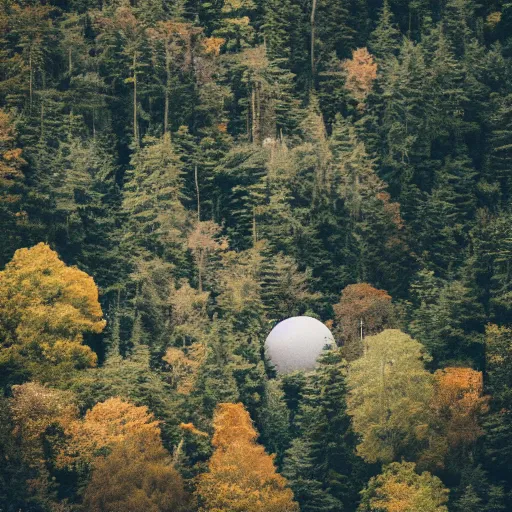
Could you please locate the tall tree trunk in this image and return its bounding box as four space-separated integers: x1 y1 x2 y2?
198 250 204 293
133 51 138 144
251 86 257 143
29 49 33 111
164 45 171 134
310 0 318 85
256 82 261 142
195 165 201 221
40 102 44 141
252 208 257 246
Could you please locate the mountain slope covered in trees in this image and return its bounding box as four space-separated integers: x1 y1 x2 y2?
1 0 512 510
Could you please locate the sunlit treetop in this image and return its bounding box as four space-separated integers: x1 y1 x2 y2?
0 243 105 379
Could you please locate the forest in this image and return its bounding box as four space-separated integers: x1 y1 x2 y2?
0 0 512 510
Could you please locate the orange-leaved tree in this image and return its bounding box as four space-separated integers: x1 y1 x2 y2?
196 402 299 512
333 283 394 360
342 48 377 109
0 243 105 382
432 367 489 449
83 435 191 512
79 401 191 512
58 397 161 469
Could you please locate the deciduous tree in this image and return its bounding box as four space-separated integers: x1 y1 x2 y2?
0 243 105 384
358 461 449 512
83 434 190 512
333 283 395 360
196 402 299 512
347 329 433 463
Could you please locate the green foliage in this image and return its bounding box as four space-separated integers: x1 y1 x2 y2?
358 461 449 512
0 0 512 508
283 349 365 509
347 330 434 464
258 378 291 464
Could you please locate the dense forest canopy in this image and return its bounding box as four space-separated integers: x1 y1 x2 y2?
0 0 512 510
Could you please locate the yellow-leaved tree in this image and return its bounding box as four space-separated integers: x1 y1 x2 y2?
10 382 78 505
0 243 105 382
358 461 448 512
83 435 191 512
56 397 190 511
196 402 299 512
58 397 161 468
347 329 434 463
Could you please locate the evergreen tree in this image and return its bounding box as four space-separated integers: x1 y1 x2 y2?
282 438 342 512
258 378 291 464
122 134 189 262
283 349 364 509
368 0 401 61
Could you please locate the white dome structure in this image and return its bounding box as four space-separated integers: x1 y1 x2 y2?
265 316 335 374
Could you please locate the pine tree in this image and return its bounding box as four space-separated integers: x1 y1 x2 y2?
443 0 477 57
122 134 189 262
51 135 123 290
258 378 291 464
428 27 469 141
484 325 512 490
488 93 512 204
260 251 321 322
409 275 485 367
282 438 342 512
368 0 401 61
283 349 363 510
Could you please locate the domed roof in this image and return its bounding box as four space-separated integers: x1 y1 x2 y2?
265 316 335 374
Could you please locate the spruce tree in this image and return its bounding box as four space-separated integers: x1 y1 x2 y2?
283 349 364 510
368 0 401 61
122 133 189 262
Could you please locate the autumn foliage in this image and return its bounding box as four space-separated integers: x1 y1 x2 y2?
83 433 190 512
10 382 78 502
359 461 449 512
334 283 394 359
342 48 378 108
432 367 489 448
196 402 298 512
0 109 25 204
59 397 161 468
0 243 105 380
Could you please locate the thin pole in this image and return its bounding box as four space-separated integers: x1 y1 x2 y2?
195 165 200 221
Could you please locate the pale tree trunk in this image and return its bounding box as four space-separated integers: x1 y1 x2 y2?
29 49 33 110
133 51 138 143
198 250 204 293
256 82 261 142
40 102 44 140
195 165 201 221
310 0 318 85
252 208 257 246
251 86 257 142
164 45 171 134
